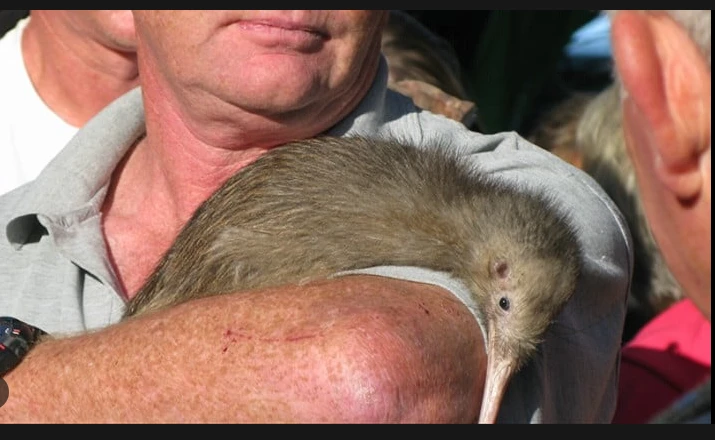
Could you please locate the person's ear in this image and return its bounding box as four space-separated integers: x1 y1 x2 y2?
611 10 710 202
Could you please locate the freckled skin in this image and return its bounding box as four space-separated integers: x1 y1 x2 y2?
124 135 582 423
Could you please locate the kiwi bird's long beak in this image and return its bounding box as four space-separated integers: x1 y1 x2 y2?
477 328 516 424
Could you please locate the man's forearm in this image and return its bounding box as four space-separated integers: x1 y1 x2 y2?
0 275 486 423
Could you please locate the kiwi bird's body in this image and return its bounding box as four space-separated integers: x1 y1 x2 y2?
124 135 582 423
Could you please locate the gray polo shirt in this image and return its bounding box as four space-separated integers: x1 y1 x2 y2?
0 59 632 423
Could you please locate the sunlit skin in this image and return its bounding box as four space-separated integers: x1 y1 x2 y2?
133 10 388 150
21 10 139 126
31 10 136 52
611 11 711 320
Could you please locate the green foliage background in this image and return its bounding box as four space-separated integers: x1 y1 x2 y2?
406 10 599 135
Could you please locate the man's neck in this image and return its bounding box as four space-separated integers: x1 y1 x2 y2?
21 15 139 127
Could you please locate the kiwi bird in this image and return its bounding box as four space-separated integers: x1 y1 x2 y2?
124 135 582 424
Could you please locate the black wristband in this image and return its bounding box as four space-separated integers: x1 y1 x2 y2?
0 317 47 376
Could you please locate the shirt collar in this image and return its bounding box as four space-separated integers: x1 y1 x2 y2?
5 86 145 247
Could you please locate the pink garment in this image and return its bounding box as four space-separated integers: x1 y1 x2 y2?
612 298 711 423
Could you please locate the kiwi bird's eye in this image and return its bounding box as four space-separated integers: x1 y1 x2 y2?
499 297 510 311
